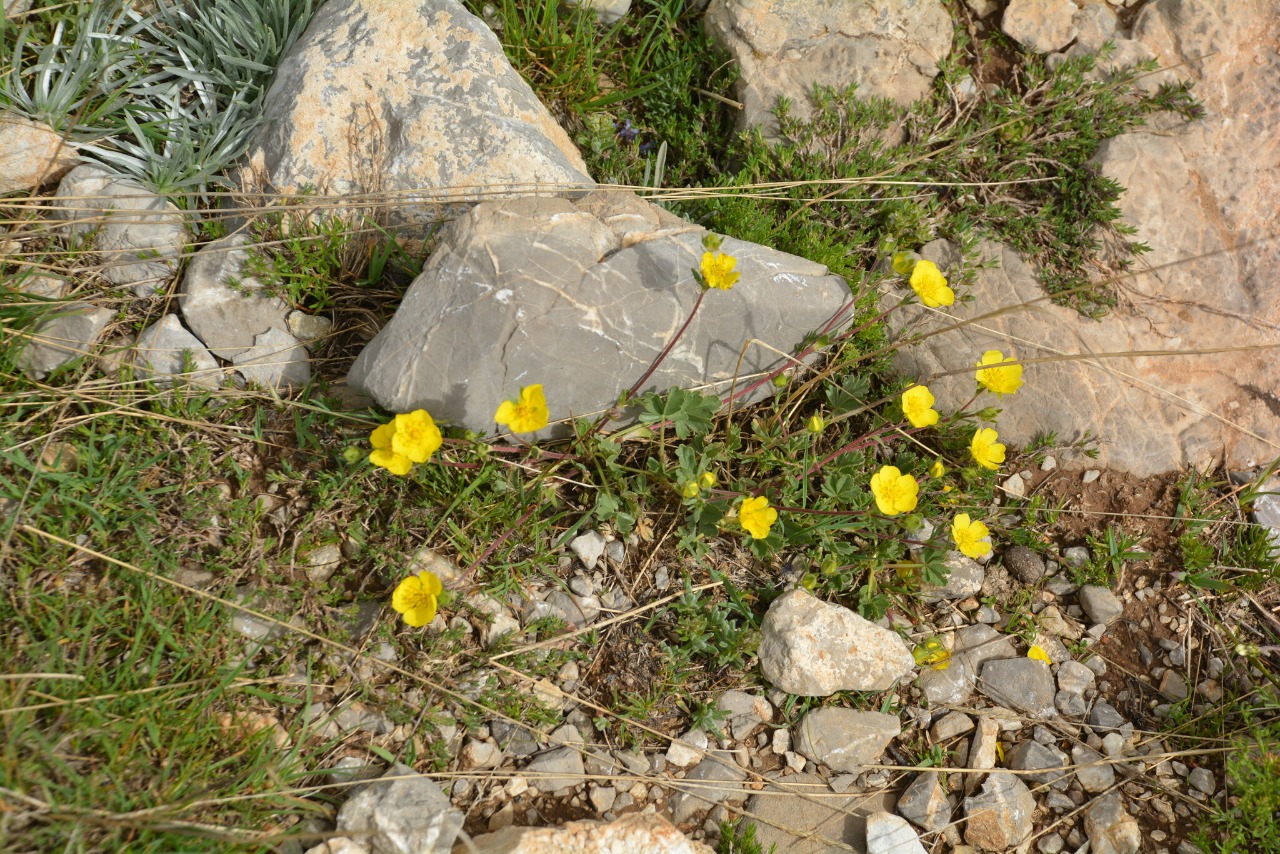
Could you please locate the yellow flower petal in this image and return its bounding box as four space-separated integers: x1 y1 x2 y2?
391 410 443 463
700 251 740 290
699 471 717 489
952 513 993 559
975 350 1024 397
901 385 940 429
739 495 777 540
370 422 396 451
1027 645 1052 664
392 571 442 628
369 448 413 476
970 428 1006 470
869 465 919 516
909 260 955 308
494 384 549 433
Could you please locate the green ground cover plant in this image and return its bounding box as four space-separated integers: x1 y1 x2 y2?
1 1 1277 851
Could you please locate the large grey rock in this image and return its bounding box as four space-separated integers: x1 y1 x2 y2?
668 750 748 824
890 1 1280 477
0 111 78 194
920 551 984 601
918 624 1017 707
865 811 926 854
179 235 309 390
703 0 952 138
1078 585 1124 625
17 294 113 379
1084 792 1141 854
758 589 915 696
716 690 773 741
1007 740 1071 790
977 658 1057 719
335 764 463 854
465 814 714 853
131 314 222 388
348 193 851 437
1072 744 1116 793
745 771 897 854
239 0 591 239
52 164 188 296
962 771 1035 851
795 708 900 773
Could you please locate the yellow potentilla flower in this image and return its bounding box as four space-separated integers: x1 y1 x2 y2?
974 350 1024 396
391 570 443 627
970 427 1006 470
909 259 955 308
901 385 940 428
951 513 993 559
738 495 777 540
494 384 549 433
369 420 414 475
700 251 740 290
807 414 825 434
869 465 919 516
1027 645 1052 665
930 458 945 478
680 480 700 499
912 636 951 670
699 471 717 490
391 409 443 463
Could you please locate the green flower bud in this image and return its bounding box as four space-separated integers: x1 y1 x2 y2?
892 251 919 275
807 414 825 433
772 374 789 389
701 232 724 251
342 446 365 464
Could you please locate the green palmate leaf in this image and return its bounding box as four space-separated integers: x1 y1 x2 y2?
637 386 721 439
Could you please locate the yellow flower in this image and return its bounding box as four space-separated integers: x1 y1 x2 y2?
901 385 939 429
975 350 1023 397
699 471 717 490
369 421 414 476
970 427 1006 470
1027 645 1052 665
680 480 700 498
930 458 945 478
952 513 993 559
912 636 951 670
391 570 443 627
738 495 777 540
700 251 740 291
391 410 442 463
494 384 549 433
909 259 954 308
869 465 919 516
807 414 825 433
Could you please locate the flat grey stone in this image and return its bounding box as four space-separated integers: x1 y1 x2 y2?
233 324 311 390
795 708 900 774
336 763 463 854
1007 740 1071 790
745 771 897 854
962 771 1035 851
52 164 188 296
930 711 974 742
978 658 1057 719
1057 660 1096 695
523 746 584 796
668 750 748 824
895 772 951 833
0 112 78 194
132 314 222 388
569 530 607 571
1072 744 1116 793
348 194 851 439
920 551 984 601
1078 585 1124 625
716 690 773 741
18 299 113 379
238 0 591 238
759 589 915 696
865 811 926 854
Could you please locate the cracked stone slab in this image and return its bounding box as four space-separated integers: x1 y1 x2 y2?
348 192 852 437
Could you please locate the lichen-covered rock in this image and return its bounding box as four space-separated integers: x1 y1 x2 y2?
239 0 592 239
0 112 78 194
795 707 901 773
348 193 851 438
